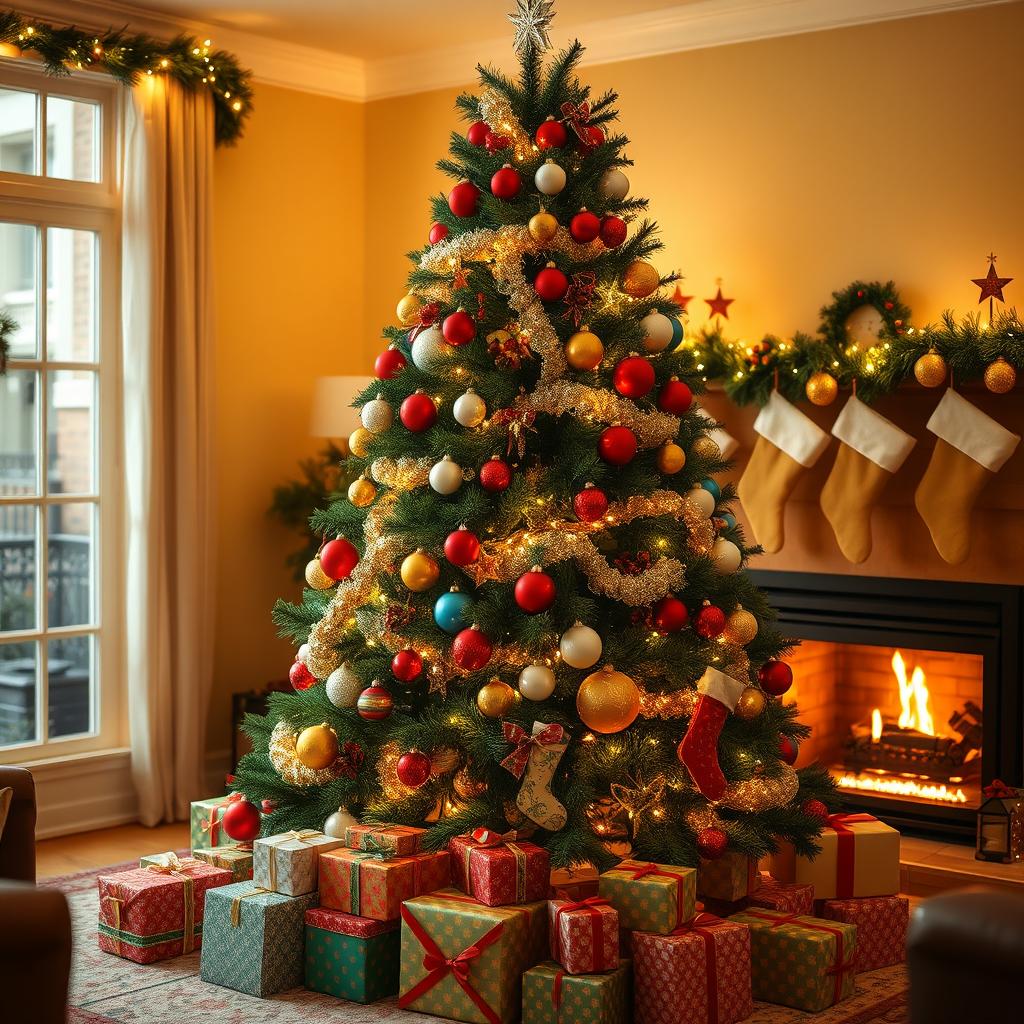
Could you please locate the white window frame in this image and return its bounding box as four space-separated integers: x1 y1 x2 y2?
0 58 125 764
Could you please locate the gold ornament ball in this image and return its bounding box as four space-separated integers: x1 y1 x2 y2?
396 292 421 326
657 441 686 475
476 679 518 719
304 557 334 591
295 723 339 770
576 665 641 734
914 348 947 388
724 606 759 645
565 328 604 371
985 356 1017 394
528 211 559 244
348 476 377 508
693 435 721 460
400 548 440 592
621 260 660 298
349 426 374 459
805 370 838 406
734 687 767 721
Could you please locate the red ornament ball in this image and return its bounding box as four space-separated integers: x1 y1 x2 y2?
442 309 476 346
485 130 510 154
778 735 799 765
491 165 522 200
452 626 493 671
758 660 794 696
289 659 316 691
652 595 689 634
577 124 605 153
569 209 601 243
320 538 359 581
357 684 394 721
535 117 568 150
396 750 432 788
613 355 656 398
467 120 489 146
598 425 638 465
534 265 570 302
514 568 556 614
573 484 609 523
694 603 726 639
374 346 407 380
222 797 262 842
697 826 729 860
391 648 423 683
599 215 627 248
444 526 481 566
803 799 830 825
428 222 449 245
658 377 694 415
448 180 480 218
479 456 512 493
400 391 438 432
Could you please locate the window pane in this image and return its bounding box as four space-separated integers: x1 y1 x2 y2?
0 87 37 175
47 370 95 495
48 502 94 628
0 504 37 634
47 227 96 361
0 221 39 359
47 633 93 738
46 96 100 182
0 640 38 747
0 368 39 496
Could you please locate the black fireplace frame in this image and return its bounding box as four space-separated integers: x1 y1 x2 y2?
749 570 1024 842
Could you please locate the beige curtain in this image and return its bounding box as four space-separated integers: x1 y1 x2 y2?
122 76 216 824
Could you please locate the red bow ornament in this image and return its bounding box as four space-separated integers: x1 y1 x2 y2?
500 721 565 778
984 779 1019 799
490 405 537 461
560 100 592 142
408 302 441 343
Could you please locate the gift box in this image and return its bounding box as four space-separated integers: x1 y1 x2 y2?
748 874 814 916
549 896 619 975
97 861 232 963
522 960 631 1024
696 852 760 903
200 881 317 996
305 906 400 1003
346 822 425 857
319 848 450 921
189 794 241 852
729 907 857 1012
451 830 550 907
550 863 600 900
192 845 254 883
399 888 548 1024
768 812 900 900
820 895 909 972
598 861 696 935
633 913 753 1024
138 851 201 872
253 829 343 896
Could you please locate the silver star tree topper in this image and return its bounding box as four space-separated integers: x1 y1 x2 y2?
509 0 556 54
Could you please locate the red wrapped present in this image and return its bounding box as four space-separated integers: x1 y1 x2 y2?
634 913 753 1024
820 895 909 971
748 874 814 916
548 896 619 975
346 822 426 858
549 863 599 900
98 861 232 963
320 849 450 922
450 828 550 907
696 852 760 902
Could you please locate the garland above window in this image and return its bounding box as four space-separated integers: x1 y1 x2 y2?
0 10 252 144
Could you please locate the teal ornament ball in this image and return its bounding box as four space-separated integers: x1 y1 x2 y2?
701 478 721 501
719 512 737 530
666 316 684 352
433 589 472 635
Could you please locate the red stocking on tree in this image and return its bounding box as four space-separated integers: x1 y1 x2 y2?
678 667 747 800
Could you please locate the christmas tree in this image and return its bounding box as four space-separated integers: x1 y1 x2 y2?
233 2 834 869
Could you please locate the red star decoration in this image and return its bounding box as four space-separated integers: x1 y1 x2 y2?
671 285 693 311
971 255 1012 304
705 286 733 320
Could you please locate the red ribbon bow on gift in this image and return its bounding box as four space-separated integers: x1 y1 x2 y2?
825 812 876 900
671 914 727 1024
983 779 1019 799
560 100 592 142
552 896 613 970
469 826 519 847
499 721 565 778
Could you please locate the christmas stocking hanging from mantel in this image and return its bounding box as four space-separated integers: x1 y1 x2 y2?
915 389 1021 565
737 391 831 553
820 396 917 564
677 666 747 801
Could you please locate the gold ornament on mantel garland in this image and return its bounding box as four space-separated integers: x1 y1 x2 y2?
985 356 1017 393
914 347 947 388
805 370 838 406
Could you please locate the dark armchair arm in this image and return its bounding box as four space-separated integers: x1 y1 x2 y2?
0 765 36 882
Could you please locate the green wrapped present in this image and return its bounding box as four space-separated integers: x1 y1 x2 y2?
598 860 696 935
305 906 399 1003
522 960 631 1024
189 794 239 853
729 907 857 1012
399 888 547 1024
192 845 253 883
200 881 317 997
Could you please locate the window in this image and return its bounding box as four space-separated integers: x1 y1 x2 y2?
0 63 122 760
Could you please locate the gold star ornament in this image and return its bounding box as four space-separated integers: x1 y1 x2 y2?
509 0 555 54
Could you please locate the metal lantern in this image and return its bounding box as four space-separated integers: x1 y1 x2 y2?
976 790 1018 864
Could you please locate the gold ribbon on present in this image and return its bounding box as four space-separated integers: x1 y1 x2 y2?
144 860 200 954
144 851 199 872
263 829 320 891
101 892 126 957
230 885 273 928
460 829 528 902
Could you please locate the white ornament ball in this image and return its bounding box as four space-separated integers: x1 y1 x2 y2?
297 642 310 662
534 160 567 196
453 389 487 428
325 662 363 708
712 537 742 574
360 395 393 433
686 486 716 518
429 455 463 495
518 663 557 701
411 325 450 372
323 806 358 839
599 167 630 202
560 622 603 669
640 311 674 354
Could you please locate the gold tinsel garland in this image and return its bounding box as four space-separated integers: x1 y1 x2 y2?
717 764 800 812
268 721 348 787
477 87 534 162
370 456 436 490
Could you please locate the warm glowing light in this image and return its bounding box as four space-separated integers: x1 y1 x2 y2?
837 772 967 804
892 650 934 735
871 708 882 742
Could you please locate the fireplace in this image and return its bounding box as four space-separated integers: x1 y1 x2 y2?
749 571 1024 841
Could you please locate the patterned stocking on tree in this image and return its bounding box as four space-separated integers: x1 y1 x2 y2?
502 721 569 831
678 667 747 800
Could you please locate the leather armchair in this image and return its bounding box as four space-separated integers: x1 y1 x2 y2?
907 885 1024 1022
0 765 37 881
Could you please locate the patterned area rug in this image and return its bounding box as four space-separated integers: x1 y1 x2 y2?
45 860 908 1023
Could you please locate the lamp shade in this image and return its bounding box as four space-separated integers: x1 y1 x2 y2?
309 375 373 438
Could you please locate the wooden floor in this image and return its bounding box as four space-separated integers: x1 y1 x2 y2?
36 822 190 879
